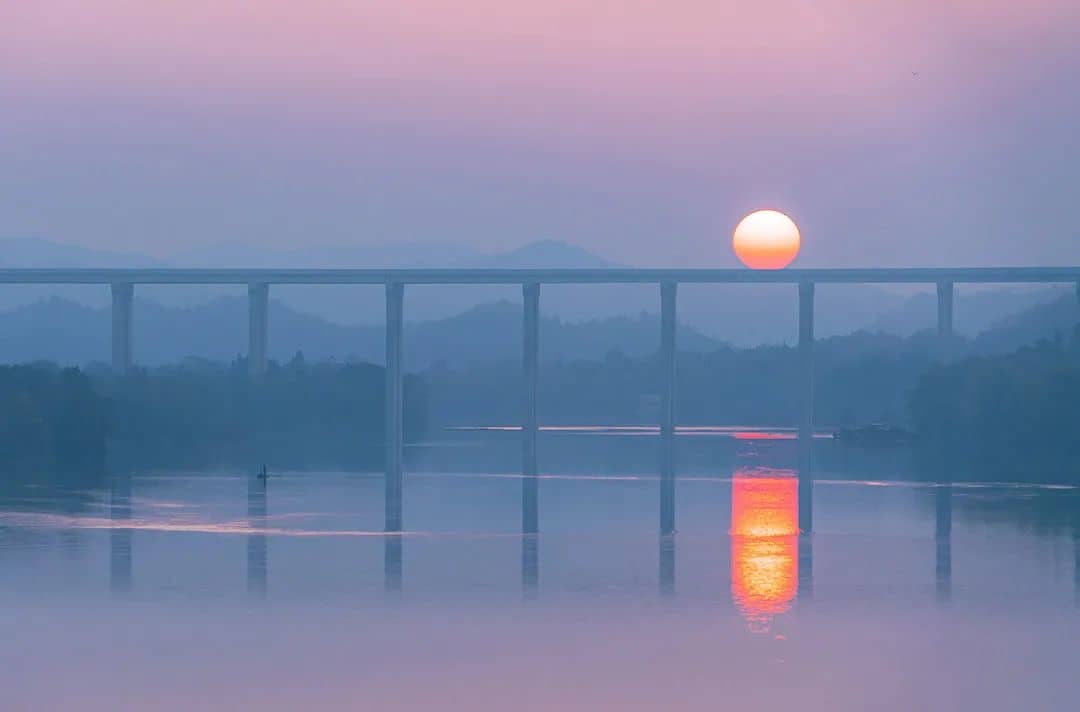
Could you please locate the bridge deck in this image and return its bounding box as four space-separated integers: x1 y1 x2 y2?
0 266 1077 284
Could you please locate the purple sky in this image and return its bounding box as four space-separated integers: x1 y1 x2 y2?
3 1 1079 266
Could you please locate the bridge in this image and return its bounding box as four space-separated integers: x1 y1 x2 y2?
6 266 1080 535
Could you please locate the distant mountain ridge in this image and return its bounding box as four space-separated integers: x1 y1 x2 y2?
0 236 162 268
0 295 721 370
0 235 1070 345
0 289 1074 371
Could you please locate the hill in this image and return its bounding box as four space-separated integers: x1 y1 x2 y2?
0 296 723 370
1 235 1068 344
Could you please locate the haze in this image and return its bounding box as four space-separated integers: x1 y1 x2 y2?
4 0 1080 266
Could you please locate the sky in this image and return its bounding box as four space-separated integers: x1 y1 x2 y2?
2 1 1079 267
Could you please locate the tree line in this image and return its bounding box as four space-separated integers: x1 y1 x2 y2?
0 353 427 479
910 327 1080 481
2 321 1078 482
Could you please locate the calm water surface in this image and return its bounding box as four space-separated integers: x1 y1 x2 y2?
2 435 1079 710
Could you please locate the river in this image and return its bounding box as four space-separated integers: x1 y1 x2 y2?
2 429 1078 710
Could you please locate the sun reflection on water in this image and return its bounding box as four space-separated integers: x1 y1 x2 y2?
730 469 799 632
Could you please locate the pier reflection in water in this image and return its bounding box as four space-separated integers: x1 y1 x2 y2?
521 534 539 598
936 483 953 603
729 469 801 630
85 471 1004 613
109 475 133 594
246 477 268 597
7 469 1080 711
384 535 403 593
659 533 676 597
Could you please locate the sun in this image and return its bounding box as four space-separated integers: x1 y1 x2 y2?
732 210 801 269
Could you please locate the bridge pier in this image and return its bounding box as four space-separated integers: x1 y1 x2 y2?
798 281 815 533
110 282 134 373
937 280 954 361
385 282 404 532
248 282 269 377
522 283 540 533
660 282 677 535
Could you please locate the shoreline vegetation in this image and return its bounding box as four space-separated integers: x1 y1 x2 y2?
911 331 1080 480
0 322 1076 484
0 355 427 481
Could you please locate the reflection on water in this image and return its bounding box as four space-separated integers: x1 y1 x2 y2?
935 484 953 603
447 425 834 439
659 533 676 597
798 534 814 600
5 468 1080 710
1074 508 1080 605
109 475 132 594
522 534 539 598
247 477 268 598
385 535 403 593
730 469 799 630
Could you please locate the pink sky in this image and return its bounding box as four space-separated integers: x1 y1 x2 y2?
2 1 1079 265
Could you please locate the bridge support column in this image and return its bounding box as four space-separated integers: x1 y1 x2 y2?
660 281 677 535
798 281 814 533
248 282 269 377
385 282 404 533
111 282 134 374
522 283 540 534
937 280 954 361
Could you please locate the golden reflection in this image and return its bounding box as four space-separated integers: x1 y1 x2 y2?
730 469 798 631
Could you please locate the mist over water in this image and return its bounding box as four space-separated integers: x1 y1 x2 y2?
3 430 1078 711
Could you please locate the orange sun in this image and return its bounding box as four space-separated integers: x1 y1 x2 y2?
732 209 801 269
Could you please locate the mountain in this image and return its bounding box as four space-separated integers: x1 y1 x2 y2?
867 286 1069 337
0 296 722 370
0 236 160 268
0 237 163 312
0 235 1072 346
0 284 1073 371
480 239 615 268
972 293 1080 354
0 236 621 324
170 240 487 268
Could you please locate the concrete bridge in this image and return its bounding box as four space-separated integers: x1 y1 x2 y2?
6 266 1080 535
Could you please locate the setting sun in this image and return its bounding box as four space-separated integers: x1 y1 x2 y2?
732 209 801 269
